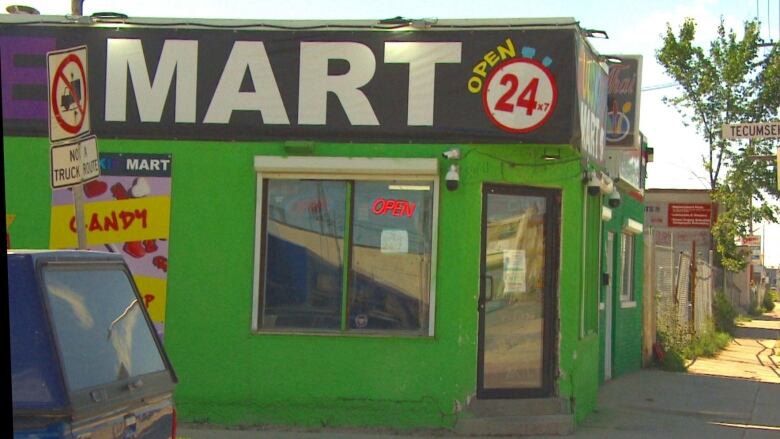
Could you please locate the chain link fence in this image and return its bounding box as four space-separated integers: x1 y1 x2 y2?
654 245 714 336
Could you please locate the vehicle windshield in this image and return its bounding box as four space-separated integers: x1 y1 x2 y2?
42 265 167 391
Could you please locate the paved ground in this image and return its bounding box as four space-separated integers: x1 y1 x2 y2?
178 303 780 438
687 302 779 383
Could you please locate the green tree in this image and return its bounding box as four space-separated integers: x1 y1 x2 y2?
656 18 780 270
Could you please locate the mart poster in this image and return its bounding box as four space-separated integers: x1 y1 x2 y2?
50 152 172 339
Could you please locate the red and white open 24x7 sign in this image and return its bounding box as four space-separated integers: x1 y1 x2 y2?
47 45 91 143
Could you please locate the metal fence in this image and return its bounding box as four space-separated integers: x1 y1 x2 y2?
653 245 714 336
713 266 766 312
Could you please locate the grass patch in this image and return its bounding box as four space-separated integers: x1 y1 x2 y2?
656 319 731 371
683 330 732 358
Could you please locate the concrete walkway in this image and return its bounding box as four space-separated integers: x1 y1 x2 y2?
687 302 779 383
177 304 780 439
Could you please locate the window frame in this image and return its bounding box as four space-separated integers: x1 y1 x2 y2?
619 230 638 308
252 156 440 336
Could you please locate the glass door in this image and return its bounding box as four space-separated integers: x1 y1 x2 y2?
477 185 559 398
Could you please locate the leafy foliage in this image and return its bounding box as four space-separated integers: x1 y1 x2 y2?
762 289 777 311
656 18 780 270
712 291 737 334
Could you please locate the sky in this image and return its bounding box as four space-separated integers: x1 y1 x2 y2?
8 0 780 265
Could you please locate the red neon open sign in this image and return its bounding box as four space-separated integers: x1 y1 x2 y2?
371 198 416 217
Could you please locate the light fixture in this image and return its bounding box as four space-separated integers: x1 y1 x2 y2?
283 141 314 155
5 5 39 14
645 147 654 163
543 149 561 161
378 16 437 29
91 12 129 20
583 29 609 39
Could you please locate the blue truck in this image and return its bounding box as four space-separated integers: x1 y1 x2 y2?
10 250 178 438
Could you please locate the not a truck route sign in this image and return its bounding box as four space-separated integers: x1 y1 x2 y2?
47 45 91 143
50 135 100 189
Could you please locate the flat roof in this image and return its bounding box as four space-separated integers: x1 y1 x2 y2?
0 14 582 31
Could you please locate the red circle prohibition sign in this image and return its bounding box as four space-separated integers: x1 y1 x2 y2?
51 53 88 134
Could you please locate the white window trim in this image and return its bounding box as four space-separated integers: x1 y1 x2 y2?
618 218 642 305
619 232 635 303
251 156 440 336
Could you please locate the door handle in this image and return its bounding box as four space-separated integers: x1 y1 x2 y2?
479 274 494 311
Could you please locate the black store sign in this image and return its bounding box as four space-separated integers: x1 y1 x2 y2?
1 24 585 145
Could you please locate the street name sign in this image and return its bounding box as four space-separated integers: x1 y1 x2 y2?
47 45 91 143
722 121 780 140
50 135 100 189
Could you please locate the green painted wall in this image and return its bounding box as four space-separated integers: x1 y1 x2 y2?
599 189 644 382
4 136 602 429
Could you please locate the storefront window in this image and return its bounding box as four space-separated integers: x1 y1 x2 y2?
254 157 438 335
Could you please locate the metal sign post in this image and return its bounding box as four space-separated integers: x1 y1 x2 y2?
47 46 95 249
73 185 88 248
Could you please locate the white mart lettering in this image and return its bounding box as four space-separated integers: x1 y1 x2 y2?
105 39 462 127
579 101 605 162
126 158 171 172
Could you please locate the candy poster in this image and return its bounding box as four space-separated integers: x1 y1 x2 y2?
50 153 172 339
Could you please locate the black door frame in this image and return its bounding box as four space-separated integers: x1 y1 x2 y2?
477 183 560 399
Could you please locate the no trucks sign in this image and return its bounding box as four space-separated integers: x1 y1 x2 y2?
47 45 91 143
50 135 100 189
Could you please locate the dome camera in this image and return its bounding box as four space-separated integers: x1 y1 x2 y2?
586 172 601 196
445 164 459 191
608 190 621 208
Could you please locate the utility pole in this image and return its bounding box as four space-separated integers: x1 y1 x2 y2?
71 0 83 16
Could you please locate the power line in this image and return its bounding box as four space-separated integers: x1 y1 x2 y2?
641 82 678 92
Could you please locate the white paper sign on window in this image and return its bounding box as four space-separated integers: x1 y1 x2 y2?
380 229 409 254
502 249 527 295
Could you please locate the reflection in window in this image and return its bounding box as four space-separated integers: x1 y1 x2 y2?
43 267 166 391
484 194 546 301
259 179 435 334
349 182 432 333
262 180 346 330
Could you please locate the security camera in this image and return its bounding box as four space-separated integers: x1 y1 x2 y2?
608 190 621 208
586 171 601 196
445 164 459 191
442 148 461 160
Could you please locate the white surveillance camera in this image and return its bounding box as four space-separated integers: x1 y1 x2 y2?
445 164 459 191
442 148 461 160
586 172 601 196
608 190 621 208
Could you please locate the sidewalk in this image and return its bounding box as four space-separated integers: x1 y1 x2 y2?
177 304 780 439
576 303 780 438
687 301 779 383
